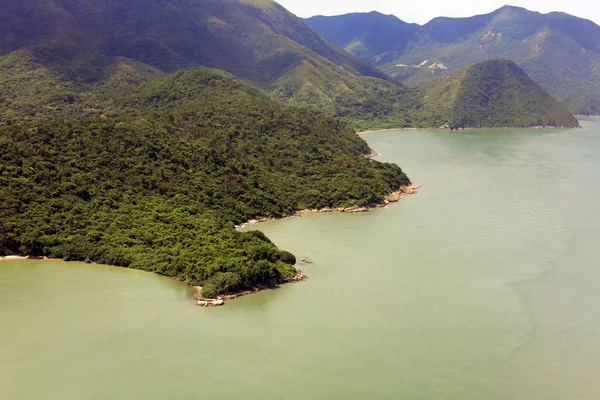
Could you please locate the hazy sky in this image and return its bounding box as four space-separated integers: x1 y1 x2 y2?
276 0 600 25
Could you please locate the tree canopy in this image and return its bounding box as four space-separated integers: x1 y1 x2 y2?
0 69 410 297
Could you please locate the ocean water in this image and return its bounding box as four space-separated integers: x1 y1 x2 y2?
2 118 600 399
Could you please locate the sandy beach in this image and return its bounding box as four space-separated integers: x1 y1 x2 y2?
0 256 60 261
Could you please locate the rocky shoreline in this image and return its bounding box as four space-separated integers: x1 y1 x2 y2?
357 125 580 135
235 183 421 230
363 149 379 158
357 127 429 135
0 254 307 308
4 184 419 307
219 184 421 306
194 272 308 307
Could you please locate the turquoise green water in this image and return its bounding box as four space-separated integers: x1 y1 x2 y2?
3 118 600 399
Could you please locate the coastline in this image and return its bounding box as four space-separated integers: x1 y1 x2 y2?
223 183 420 306
2 184 419 307
357 127 431 135
236 183 421 230
0 256 61 261
1 253 308 308
357 125 579 135
364 148 379 158
0 255 29 261
193 272 308 307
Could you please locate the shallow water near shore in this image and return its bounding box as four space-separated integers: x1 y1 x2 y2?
3 118 600 399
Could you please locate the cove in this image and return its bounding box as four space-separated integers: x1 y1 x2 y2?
3 118 600 399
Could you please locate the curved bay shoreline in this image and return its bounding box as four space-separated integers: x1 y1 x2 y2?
235 183 421 231
193 184 421 306
1 186 420 307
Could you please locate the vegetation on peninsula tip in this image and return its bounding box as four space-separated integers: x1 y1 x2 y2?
0 68 411 297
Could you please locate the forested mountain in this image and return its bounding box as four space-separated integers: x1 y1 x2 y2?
304 12 419 62
1 1 576 129
0 68 411 298
421 60 579 129
0 1 582 299
0 0 425 126
304 6 600 115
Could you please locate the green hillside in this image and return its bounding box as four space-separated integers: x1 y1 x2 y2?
0 68 411 298
0 0 425 127
422 60 579 129
304 6 600 115
304 12 419 63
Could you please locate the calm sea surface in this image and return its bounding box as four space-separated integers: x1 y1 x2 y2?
2 118 600 399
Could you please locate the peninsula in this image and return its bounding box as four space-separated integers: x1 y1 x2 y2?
0 0 580 302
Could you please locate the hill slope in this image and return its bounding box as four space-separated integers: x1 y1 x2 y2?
422 60 579 128
0 68 411 297
304 6 600 115
0 0 424 126
304 12 420 63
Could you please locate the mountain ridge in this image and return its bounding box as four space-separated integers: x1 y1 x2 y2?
0 0 426 127
304 5 600 115
422 59 580 129
0 1 582 129
304 12 419 62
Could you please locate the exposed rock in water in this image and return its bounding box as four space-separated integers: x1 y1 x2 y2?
199 183 422 306
197 299 225 307
290 273 308 283
384 183 421 203
193 273 308 305
234 217 273 230
400 183 420 195
363 149 379 158
340 206 371 213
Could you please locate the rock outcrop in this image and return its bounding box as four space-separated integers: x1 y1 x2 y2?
197 299 225 307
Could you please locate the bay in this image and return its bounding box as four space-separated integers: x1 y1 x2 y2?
2 118 600 399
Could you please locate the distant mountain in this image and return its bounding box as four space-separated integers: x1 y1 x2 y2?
0 1 582 130
0 0 386 81
422 59 579 128
304 12 420 63
0 0 420 126
304 6 600 115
